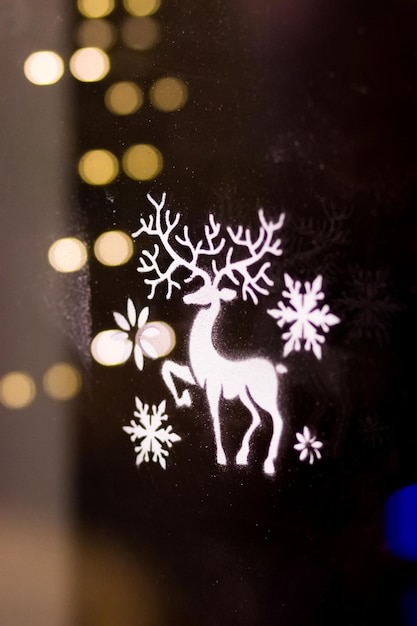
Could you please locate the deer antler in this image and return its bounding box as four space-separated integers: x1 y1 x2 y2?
132 193 225 299
132 193 285 303
213 209 285 304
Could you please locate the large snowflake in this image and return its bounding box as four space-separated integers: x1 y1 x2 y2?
123 397 181 469
268 274 340 359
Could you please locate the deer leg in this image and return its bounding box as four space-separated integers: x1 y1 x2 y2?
236 389 261 466
161 360 195 407
263 409 283 476
206 380 227 465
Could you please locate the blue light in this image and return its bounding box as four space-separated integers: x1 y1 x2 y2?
401 587 417 626
385 485 417 561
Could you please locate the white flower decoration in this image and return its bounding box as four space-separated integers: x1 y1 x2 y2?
113 298 160 370
91 299 176 369
294 426 323 464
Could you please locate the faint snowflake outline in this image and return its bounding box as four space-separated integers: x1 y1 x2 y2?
340 266 401 345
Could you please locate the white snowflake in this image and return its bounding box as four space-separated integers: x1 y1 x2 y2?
267 273 340 359
294 426 323 464
123 397 181 469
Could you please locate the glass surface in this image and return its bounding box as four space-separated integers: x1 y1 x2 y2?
1 1 417 624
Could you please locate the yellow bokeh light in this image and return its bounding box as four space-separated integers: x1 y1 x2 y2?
91 330 132 366
48 238 88 273
94 231 134 266
122 144 163 180
77 19 117 50
69 47 110 82
105 82 143 115
150 76 188 112
0 372 36 409
78 149 119 185
121 17 160 51
123 0 161 16
43 363 82 401
141 321 176 358
23 51 64 86
77 0 114 18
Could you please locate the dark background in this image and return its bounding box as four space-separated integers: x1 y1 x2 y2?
2 0 417 624
78 1 417 624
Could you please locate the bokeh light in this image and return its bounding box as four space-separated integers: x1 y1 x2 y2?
385 485 417 560
77 0 114 18
122 144 163 180
0 372 36 409
23 51 64 86
69 47 110 82
138 321 176 358
121 17 160 50
123 0 161 16
94 231 134 266
48 238 88 273
105 81 143 115
78 149 119 185
150 76 188 112
91 330 132 366
43 363 82 401
77 19 117 50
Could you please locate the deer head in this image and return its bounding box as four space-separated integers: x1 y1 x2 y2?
183 284 237 307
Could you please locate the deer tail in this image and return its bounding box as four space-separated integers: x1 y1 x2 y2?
275 364 288 375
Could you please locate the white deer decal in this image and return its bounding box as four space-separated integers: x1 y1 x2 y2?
132 193 286 475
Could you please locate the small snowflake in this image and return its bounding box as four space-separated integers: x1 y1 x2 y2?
123 397 181 469
294 426 323 464
268 274 340 359
359 411 390 448
112 298 162 370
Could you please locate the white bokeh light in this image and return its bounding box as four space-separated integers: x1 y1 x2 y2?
91 330 132 366
69 47 110 82
48 238 88 273
23 51 64 85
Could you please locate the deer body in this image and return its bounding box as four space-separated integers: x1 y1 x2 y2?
134 193 286 476
162 285 286 475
